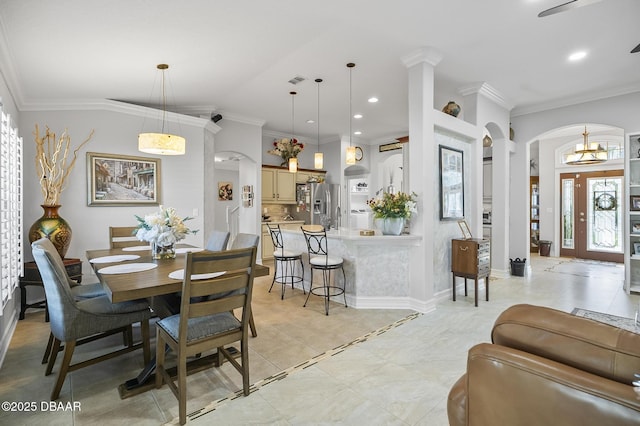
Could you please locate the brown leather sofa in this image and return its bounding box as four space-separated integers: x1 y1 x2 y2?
447 304 640 425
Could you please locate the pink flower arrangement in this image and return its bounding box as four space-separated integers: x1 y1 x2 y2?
268 138 304 166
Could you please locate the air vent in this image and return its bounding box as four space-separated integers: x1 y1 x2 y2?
288 76 306 85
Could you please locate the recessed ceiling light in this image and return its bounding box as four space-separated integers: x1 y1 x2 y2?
353 114 363 119
354 131 362 135
306 119 315 124
568 51 587 62
368 97 378 103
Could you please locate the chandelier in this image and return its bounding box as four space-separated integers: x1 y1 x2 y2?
138 64 186 156
564 126 607 165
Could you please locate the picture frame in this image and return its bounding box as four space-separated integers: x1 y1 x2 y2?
218 182 233 201
632 221 640 234
458 219 472 239
439 145 464 220
634 242 640 255
87 152 160 206
631 195 640 211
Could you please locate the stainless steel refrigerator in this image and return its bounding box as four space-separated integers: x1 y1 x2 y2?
296 182 341 229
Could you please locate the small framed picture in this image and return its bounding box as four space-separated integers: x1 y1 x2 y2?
458 219 472 239
218 182 233 201
632 221 640 234
631 196 640 211
634 242 640 254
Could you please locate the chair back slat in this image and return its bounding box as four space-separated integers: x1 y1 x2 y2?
188 274 247 298
189 294 245 319
109 226 140 249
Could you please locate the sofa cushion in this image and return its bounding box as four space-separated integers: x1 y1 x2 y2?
492 304 640 385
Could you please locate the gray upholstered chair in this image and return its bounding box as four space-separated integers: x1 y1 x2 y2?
155 247 257 425
229 233 260 337
301 225 347 315
32 238 151 400
205 230 230 251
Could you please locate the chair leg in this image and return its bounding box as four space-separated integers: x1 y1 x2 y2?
155 334 166 389
299 258 306 294
341 266 348 308
303 268 314 307
249 312 257 338
268 259 279 294
42 332 55 365
124 325 133 347
51 340 76 400
241 337 250 396
141 319 151 364
323 269 330 316
178 350 188 425
45 337 61 376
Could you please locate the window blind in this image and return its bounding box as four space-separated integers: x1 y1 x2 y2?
0 108 23 315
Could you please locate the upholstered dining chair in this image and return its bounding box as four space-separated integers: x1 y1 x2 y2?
301 225 347 315
109 226 141 249
32 238 151 400
267 224 305 300
155 246 257 425
205 230 230 251
229 233 260 337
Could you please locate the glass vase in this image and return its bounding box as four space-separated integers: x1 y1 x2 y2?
380 217 405 235
152 242 176 260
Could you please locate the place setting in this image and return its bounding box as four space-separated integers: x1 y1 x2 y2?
168 269 225 281
89 254 142 264
97 263 158 275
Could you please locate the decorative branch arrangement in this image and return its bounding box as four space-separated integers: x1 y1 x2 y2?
34 125 94 206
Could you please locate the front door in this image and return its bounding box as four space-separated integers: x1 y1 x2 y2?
559 170 624 263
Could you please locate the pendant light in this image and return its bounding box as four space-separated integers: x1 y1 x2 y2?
314 78 324 169
288 91 298 173
345 63 357 165
563 126 608 165
138 64 186 155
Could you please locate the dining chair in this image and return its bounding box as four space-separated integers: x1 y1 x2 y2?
267 224 305 300
109 226 141 249
155 246 257 425
229 233 260 337
205 230 230 251
301 225 347 315
31 238 151 400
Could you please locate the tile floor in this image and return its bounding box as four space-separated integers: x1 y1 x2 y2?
0 255 636 425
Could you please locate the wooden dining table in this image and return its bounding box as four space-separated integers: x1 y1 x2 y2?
85 243 269 398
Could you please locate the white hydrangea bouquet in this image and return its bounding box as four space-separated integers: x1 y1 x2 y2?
134 206 197 258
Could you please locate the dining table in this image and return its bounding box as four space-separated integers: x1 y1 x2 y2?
85 243 269 398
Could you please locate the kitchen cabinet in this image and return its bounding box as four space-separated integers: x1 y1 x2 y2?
530 176 539 253
626 132 640 294
451 238 490 307
262 168 296 203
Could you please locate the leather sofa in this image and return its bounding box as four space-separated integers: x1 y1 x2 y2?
447 304 640 425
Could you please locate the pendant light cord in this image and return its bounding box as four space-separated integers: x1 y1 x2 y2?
316 79 322 153
291 91 296 142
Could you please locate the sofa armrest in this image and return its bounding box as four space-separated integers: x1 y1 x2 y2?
447 374 467 426
492 304 640 384
462 343 640 425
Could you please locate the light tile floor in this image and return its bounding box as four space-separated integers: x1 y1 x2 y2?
0 255 636 425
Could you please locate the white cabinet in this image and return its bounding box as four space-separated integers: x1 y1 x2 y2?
262 168 296 203
625 132 640 294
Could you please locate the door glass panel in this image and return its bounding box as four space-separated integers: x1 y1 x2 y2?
587 177 623 253
562 178 574 249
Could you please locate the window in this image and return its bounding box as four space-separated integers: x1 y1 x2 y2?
0 108 23 314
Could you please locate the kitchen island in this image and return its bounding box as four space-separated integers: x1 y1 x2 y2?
280 227 421 310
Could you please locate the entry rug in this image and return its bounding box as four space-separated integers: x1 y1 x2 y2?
572 308 638 334
173 312 422 425
546 259 623 280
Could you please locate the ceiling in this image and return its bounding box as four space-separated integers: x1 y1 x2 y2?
0 0 638 145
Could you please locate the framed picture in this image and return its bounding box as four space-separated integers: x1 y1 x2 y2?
631 195 640 211
218 182 233 201
634 242 640 255
458 219 472 239
632 221 640 234
87 152 160 206
439 145 464 220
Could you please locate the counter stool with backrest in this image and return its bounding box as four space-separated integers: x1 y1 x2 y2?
301 225 347 315
267 224 304 300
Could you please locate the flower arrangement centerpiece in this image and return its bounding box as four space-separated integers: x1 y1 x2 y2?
134 205 198 259
268 138 304 167
367 191 417 235
29 125 94 259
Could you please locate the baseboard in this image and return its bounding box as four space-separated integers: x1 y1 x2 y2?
0 303 19 368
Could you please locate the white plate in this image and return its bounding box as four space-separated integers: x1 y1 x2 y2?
174 247 204 254
168 269 226 280
98 263 158 274
121 245 152 252
90 254 141 264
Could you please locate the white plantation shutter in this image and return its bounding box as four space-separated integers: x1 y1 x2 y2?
0 107 23 314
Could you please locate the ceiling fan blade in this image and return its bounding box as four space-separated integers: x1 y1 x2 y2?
538 0 579 17
632 42 640 54
538 0 601 18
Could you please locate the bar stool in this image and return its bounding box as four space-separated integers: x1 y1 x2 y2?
301 225 347 315
267 224 304 299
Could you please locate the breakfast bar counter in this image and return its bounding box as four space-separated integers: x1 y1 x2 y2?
280 227 421 310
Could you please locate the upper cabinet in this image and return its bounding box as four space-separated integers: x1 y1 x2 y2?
262 168 296 203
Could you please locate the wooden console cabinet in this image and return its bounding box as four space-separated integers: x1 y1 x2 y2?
451 238 490 307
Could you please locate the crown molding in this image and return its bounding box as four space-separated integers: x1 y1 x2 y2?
459 82 513 111
402 46 443 68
